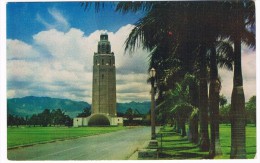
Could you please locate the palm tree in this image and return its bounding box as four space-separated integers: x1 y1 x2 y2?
208 38 235 157
197 44 210 151
157 80 194 137
209 46 222 157
224 1 255 159
172 103 193 137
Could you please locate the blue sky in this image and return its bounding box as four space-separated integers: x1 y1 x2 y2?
7 2 145 43
6 1 256 104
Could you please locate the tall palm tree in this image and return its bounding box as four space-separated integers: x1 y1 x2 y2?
209 46 222 157
224 1 255 159
198 44 210 151
208 39 235 158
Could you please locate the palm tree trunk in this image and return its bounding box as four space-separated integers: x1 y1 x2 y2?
189 112 199 144
181 118 186 137
230 33 246 159
199 44 210 151
176 117 181 134
192 114 199 144
230 1 246 159
209 46 222 158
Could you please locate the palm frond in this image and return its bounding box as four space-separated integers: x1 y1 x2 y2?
116 1 156 14
216 41 234 70
80 2 115 12
241 28 255 49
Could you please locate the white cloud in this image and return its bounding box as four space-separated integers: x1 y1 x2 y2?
7 24 151 103
36 13 54 29
48 8 69 29
116 73 150 102
7 39 40 60
219 49 256 102
36 7 70 31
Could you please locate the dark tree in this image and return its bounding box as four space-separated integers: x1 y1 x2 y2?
39 109 51 127
77 107 91 117
245 96 256 125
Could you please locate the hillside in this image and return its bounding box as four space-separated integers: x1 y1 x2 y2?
117 101 150 114
7 96 90 118
7 96 150 118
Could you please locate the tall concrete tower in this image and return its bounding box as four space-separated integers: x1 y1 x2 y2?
73 34 123 127
91 34 117 117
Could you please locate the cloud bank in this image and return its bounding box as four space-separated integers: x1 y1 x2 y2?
7 24 151 103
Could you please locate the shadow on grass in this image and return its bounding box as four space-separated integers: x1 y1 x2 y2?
158 132 209 159
163 146 198 151
159 151 209 159
160 139 187 142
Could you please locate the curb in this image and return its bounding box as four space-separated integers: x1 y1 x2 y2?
127 140 150 160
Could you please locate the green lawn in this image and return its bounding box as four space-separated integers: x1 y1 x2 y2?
157 124 256 159
8 126 127 148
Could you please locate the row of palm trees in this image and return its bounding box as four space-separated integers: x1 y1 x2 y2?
82 0 255 159
114 1 255 159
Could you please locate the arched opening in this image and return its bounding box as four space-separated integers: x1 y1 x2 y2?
88 114 110 126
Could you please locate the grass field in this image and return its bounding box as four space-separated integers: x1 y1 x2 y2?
7 126 127 148
158 124 256 159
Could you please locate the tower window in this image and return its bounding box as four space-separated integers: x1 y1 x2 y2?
102 59 104 65
102 45 105 52
102 74 104 79
109 59 111 66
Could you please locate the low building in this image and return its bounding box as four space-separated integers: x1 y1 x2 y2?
73 114 123 127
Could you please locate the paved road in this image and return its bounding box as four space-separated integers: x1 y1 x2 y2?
8 126 152 160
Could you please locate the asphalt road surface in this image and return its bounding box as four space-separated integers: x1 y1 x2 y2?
8 126 152 160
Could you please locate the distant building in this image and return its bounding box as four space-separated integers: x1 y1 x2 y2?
74 34 123 127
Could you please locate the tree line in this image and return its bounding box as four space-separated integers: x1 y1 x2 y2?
8 109 73 127
219 95 256 125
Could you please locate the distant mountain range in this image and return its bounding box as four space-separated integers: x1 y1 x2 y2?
7 96 150 118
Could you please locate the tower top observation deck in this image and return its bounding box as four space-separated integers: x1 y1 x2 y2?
98 33 111 54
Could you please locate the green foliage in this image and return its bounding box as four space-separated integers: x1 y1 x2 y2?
219 104 231 124
172 103 193 119
190 108 199 119
219 94 227 107
245 95 256 124
76 108 91 117
219 95 256 125
8 108 73 127
7 114 26 127
124 108 134 123
156 73 199 137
